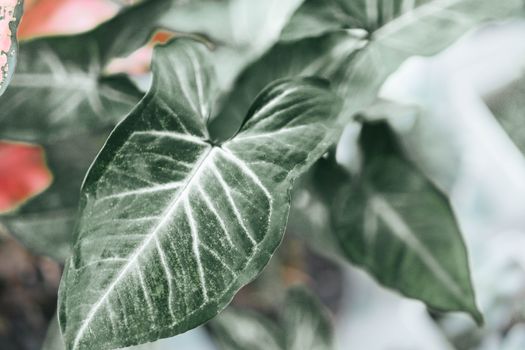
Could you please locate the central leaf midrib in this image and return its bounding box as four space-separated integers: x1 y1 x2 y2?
369 193 465 301
72 142 216 349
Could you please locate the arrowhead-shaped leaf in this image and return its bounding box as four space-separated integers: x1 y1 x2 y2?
0 0 167 143
211 286 335 350
0 0 23 96
58 39 342 350
292 122 481 322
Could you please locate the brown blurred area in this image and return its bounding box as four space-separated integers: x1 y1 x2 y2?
0 228 61 350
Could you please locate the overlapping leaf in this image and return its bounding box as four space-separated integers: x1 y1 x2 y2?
0 0 23 96
211 0 523 140
211 286 335 350
209 32 362 140
58 39 342 350
159 0 305 90
0 1 167 260
0 0 167 143
291 122 481 322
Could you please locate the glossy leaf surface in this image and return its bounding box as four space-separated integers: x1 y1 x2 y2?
58 39 341 350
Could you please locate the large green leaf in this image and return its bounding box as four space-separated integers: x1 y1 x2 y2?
211 286 335 350
291 122 481 322
58 39 342 350
159 0 304 90
486 74 525 155
0 0 23 96
0 0 168 143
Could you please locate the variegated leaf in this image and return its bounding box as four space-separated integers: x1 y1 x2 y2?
0 0 23 96
0 0 168 143
58 39 342 350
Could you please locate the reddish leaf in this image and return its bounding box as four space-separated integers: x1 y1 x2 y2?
18 0 119 39
0 141 52 213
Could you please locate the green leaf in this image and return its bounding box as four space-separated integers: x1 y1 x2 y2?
333 0 525 121
282 287 335 350
0 0 23 96
291 122 482 323
210 286 335 350
0 1 167 258
209 32 361 140
0 0 168 143
0 76 143 262
211 310 284 350
159 0 305 90
486 74 525 155
1 132 109 262
217 0 524 137
58 39 342 350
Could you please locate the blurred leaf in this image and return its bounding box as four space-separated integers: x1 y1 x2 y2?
211 286 335 350
58 39 341 350
159 0 305 90
283 0 524 42
283 287 335 350
322 0 525 121
210 0 521 140
291 122 482 323
209 32 362 140
486 73 525 154
0 1 166 259
0 0 23 96
1 132 109 262
18 0 119 39
211 309 284 350
0 0 168 143
42 314 65 350
0 141 52 213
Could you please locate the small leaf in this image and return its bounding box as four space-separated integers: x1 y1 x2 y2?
294 122 482 322
58 39 342 350
210 286 335 350
0 0 168 143
0 0 23 96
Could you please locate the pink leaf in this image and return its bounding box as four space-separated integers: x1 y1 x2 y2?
0 141 52 213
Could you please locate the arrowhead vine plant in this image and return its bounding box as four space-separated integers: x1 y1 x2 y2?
0 0 524 349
